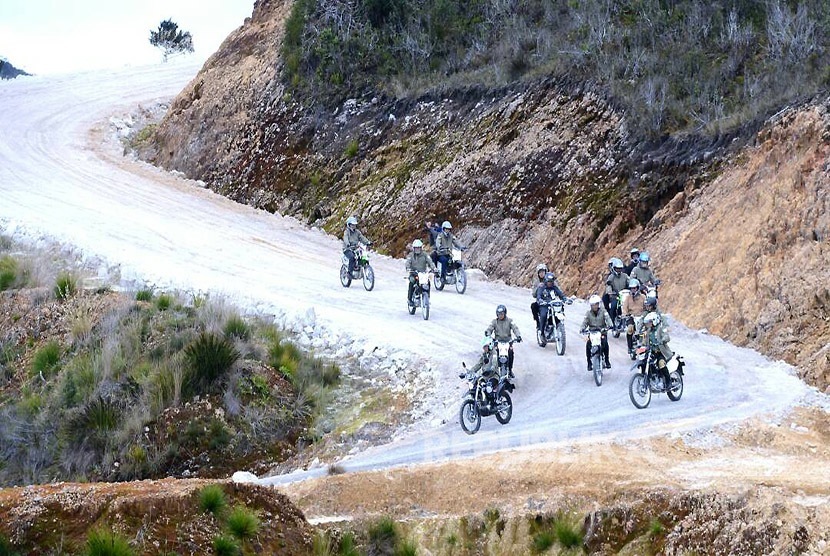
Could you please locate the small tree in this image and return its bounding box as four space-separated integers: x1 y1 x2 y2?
149 19 194 62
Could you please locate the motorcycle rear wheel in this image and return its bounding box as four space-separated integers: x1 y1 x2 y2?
554 322 566 356
455 269 467 294
362 264 375 291
667 371 684 401
421 291 430 320
495 392 512 424
629 373 652 409
339 265 352 288
459 400 481 434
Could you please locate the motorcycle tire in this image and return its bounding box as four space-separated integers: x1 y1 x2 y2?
433 271 445 291
340 265 352 288
629 373 652 409
459 400 481 434
612 326 621 339
667 371 684 401
421 291 430 320
592 354 603 387
495 392 512 425
407 296 417 315
555 322 566 356
362 264 375 291
536 327 547 348
455 269 467 294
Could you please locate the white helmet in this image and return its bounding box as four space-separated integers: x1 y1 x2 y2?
536 263 548 272
442 221 452 230
346 216 357 226
589 294 602 306
644 312 660 327
628 278 640 290
611 257 624 274
412 239 424 249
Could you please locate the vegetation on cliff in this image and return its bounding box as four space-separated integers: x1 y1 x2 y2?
284 0 830 136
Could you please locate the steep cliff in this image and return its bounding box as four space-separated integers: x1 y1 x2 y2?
144 0 829 391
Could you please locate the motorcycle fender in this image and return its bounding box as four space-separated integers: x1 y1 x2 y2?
629 362 644 373
497 381 515 396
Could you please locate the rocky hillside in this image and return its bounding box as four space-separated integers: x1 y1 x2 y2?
0 58 30 80
142 0 829 391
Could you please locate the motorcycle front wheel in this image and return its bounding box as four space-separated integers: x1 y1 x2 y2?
407 295 417 315
667 371 684 401
362 264 375 291
629 373 652 409
433 271 445 291
459 400 481 434
421 291 430 320
340 265 352 287
555 322 566 356
592 354 603 387
612 318 622 338
455 269 467 294
495 392 512 424
536 324 547 348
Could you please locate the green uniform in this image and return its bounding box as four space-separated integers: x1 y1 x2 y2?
631 265 658 287
405 251 436 273
343 227 370 250
485 317 521 342
605 272 630 295
581 308 613 331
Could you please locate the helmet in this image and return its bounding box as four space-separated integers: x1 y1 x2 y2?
347 216 357 228
481 337 491 349
639 252 650 263
645 293 658 309
644 312 660 327
630 247 640 256
589 294 602 306
412 239 424 249
611 257 624 274
536 263 548 272
628 278 640 290
442 221 452 230
496 304 507 317
544 272 556 284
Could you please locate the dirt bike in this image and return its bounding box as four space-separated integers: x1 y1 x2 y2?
434 248 467 294
581 327 607 387
536 299 568 355
628 346 685 409
407 271 432 320
611 289 629 338
340 245 375 291
458 357 515 434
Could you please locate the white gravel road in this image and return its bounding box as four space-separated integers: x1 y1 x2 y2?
0 62 819 486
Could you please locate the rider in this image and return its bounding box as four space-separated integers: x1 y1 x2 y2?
581 294 613 371
536 272 569 331
467 337 497 378
630 251 660 290
530 263 548 325
405 239 436 306
342 216 372 274
485 305 522 377
624 247 640 276
434 221 465 281
603 257 629 319
621 278 646 355
642 311 673 387
425 220 443 265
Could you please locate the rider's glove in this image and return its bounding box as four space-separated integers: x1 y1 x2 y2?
515 337 522 343
458 372 466 379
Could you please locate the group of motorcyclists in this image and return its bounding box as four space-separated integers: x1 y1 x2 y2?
341 216 674 390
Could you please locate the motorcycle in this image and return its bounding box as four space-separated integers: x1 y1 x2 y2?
611 289 629 338
628 346 685 409
536 299 568 355
434 248 467 294
458 357 515 435
581 327 607 387
340 245 375 291
407 271 432 320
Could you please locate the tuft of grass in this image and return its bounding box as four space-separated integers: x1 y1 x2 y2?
532 530 555 553
54 272 77 300
0 256 18 290
84 529 135 556
183 332 239 397
198 484 228 516
344 139 359 158
212 535 240 556
368 516 398 546
312 532 334 556
554 518 583 549
135 289 153 302
223 315 251 341
226 506 260 541
0 533 20 556
155 294 172 311
339 531 359 556
31 340 62 379
327 463 345 475
394 539 417 556
649 518 665 537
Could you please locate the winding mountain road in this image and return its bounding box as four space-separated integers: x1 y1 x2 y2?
0 62 815 486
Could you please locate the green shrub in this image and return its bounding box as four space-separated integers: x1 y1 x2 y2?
344 139 359 158
0 533 19 556
135 289 153 302
223 315 251 341
54 272 77 300
183 332 239 396
368 516 398 546
0 256 17 290
31 340 62 379
312 532 334 556
155 294 172 311
82 397 122 432
208 418 231 450
394 539 418 556
268 340 302 379
212 535 240 556
554 518 583 549
227 506 260 541
198 484 228 516
532 530 555 553
649 518 665 536
339 531 359 556
84 529 135 556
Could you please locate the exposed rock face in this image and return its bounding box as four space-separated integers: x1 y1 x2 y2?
146 0 829 391
0 58 31 80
